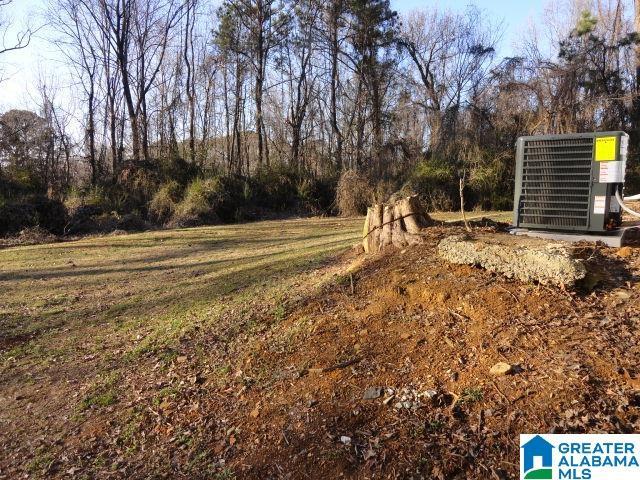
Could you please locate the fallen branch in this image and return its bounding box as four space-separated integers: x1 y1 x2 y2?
302 357 362 375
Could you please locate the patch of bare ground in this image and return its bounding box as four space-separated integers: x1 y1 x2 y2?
2 219 640 479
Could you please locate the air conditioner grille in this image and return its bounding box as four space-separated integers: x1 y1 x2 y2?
519 138 593 228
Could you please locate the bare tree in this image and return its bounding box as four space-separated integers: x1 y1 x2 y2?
325 0 344 170
282 0 320 171
50 0 101 184
0 0 33 56
217 0 290 167
399 6 497 155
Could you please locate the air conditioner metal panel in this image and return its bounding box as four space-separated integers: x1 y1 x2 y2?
513 132 628 232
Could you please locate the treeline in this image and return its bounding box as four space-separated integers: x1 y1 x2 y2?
1 0 640 236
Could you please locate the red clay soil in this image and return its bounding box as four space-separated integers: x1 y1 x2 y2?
4 225 640 479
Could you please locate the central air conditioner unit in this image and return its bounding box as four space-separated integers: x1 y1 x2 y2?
512 131 628 233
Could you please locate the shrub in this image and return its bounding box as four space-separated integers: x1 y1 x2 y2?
296 176 335 215
407 158 456 211
149 181 182 225
335 169 373 216
251 164 298 211
0 196 66 236
14 226 58 245
425 190 454 211
166 213 202 229
158 157 200 186
0 167 43 196
373 179 397 204
173 178 218 223
32 197 67 235
117 213 149 232
93 213 121 233
64 186 111 214
0 203 38 236
116 163 160 213
65 206 108 234
170 176 245 226
468 156 514 211
625 164 640 205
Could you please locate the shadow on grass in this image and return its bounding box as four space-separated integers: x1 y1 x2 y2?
0 231 356 282
0 234 355 356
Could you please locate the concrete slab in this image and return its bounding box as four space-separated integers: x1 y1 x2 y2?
509 225 640 247
438 233 587 286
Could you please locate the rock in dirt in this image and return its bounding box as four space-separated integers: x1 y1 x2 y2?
617 246 633 258
489 362 514 376
613 290 631 301
422 389 438 399
382 395 395 405
363 387 384 400
437 234 587 286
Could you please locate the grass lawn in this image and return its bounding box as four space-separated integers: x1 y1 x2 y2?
0 217 370 363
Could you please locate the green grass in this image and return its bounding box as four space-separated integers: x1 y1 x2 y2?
0 217 364 475
214 468 236 480
459 387 484 404
27 449 54 475
80 390 118 410
0 218 362 362
79 372 120 411
0 217 363 437
430 210 511 223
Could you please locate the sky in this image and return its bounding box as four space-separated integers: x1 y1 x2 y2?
0 0 546 113
396 0 545 54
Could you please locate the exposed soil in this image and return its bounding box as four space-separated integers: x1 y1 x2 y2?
3 222 640 479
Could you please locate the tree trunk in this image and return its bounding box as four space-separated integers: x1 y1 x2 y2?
371 203 382 251
633 1 640 139
362 195 433 252
108 87 118 175
120 65 140 163
255 71 265 167
140 97 150 162
370 61 383 177
255 3 266 168
363 207 372 253
391 202 407 248
329 0 343 170
184 0 196 164
87 85 97 185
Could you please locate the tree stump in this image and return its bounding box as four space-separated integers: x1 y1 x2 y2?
362 195 433 253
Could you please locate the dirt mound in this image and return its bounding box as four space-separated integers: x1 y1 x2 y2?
7 224 640 479
216 229 639 478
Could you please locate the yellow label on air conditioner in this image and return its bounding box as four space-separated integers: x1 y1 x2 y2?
595 136 617 161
